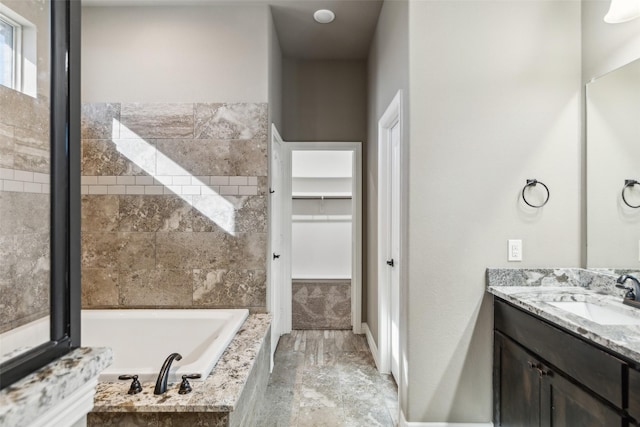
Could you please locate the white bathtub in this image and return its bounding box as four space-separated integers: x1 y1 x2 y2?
81 309 248 383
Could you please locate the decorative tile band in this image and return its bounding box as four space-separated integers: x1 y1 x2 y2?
80 175 259 196
0 167 50 194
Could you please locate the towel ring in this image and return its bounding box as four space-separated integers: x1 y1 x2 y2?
622 179 640 209
522 179 549 208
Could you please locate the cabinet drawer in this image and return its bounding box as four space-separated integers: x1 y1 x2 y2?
629 368 640 420
494 298 625 408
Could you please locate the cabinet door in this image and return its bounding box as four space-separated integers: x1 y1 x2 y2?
540 368 623 427
494 333 540 426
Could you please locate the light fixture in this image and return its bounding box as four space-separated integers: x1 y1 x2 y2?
313 9 335 24
604 0 640 23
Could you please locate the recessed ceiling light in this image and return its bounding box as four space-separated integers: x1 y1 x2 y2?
313 9 335 24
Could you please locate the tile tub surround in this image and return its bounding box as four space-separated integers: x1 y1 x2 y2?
0 83 50 334
88 314 270 426
487 268 640 365
292 279 351 330
0 347 113 427
81 103 268 311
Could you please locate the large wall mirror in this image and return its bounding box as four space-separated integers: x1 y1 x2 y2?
0 0 80 390
586 57 640 269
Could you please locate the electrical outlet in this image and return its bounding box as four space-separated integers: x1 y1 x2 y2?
508 239 522 262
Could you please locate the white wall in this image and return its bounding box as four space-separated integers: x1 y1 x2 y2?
81 5 270 103
406 0 581 422
366 0 410 358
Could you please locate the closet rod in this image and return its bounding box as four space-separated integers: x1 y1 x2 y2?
292 195 352 200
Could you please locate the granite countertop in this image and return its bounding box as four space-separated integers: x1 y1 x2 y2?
92 313 270 413
0 346 113 426
487 268 640 365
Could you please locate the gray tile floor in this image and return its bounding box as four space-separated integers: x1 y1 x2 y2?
256 330 398 427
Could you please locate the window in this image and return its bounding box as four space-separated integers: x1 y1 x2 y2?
0 14 20 90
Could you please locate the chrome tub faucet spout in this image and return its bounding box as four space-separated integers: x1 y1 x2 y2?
154 352 182 395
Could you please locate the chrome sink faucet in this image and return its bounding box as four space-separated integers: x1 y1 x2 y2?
616 275 640 302
154 353 182 395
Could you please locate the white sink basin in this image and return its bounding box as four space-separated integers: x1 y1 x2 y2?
548 301 640 325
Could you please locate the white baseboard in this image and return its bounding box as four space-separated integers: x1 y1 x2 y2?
400 410 493 427
361 322 381 371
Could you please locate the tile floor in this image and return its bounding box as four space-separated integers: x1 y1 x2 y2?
256 330 398 427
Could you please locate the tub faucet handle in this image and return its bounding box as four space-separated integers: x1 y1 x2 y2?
178 374 202 394
118 374 142 395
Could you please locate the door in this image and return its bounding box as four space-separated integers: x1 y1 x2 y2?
269 125 284 365
540 367 622 427
494 333 541 426
389 121 401 381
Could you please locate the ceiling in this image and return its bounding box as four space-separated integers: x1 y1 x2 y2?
81 0 384 60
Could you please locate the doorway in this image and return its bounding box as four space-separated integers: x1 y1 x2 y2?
378 91 403 382
269 140 362 340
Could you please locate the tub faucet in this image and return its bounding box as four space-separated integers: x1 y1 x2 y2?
154 352 182 395
616 275 640 302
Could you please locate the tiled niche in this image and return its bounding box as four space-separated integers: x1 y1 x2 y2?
80 103 268 311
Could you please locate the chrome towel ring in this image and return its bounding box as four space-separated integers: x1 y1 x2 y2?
522 179 550 208
622 179 640 209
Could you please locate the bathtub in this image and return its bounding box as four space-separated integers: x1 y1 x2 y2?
81 309 249 383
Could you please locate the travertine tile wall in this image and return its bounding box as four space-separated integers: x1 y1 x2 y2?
81 103 268 310
0 84 51 334
292 279 351 329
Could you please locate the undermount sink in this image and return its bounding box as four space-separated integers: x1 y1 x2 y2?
548 301 640 325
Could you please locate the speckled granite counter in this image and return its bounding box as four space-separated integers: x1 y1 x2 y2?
89 314 271 426
0 347 112 427
487 268 640 365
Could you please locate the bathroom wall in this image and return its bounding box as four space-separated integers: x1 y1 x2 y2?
370 0 581 422
80 102 268 310
366 0 410 355
81 4 272 311
0 0 50 335
81 5 270 103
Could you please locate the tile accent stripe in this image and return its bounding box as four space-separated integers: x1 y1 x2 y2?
81 175 259 196
0 167 50 194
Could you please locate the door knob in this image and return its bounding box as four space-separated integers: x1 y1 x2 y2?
273 253 280 260
386 259 394 267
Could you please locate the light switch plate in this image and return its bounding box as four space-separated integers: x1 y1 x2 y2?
508 239 522 262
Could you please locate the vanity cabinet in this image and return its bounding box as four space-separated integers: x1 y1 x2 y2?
494 298 631 426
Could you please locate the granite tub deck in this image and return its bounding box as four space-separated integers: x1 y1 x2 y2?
487 268 640 365
0 347 113 427
88 314 270 427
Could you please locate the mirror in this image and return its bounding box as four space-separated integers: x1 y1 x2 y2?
586 57 640 268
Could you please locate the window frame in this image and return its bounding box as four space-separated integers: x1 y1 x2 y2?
0 11 22 91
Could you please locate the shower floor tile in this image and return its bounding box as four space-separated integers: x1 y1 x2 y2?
256 330 398 427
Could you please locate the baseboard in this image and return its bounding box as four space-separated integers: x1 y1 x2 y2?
361 322 381 371
400 410 493 427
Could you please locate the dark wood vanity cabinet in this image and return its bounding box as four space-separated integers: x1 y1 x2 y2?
494 298 632 426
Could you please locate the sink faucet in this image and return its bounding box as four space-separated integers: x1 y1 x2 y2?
616 275 640 302
154 352 182 395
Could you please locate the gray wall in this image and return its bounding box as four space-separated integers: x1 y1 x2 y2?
81 5 270 103
365 0 409 376
281 59 367 142
406 0 581 422
268 11 283 132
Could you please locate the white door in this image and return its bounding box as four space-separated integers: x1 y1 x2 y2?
269 125 284 366
389 122 401 381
